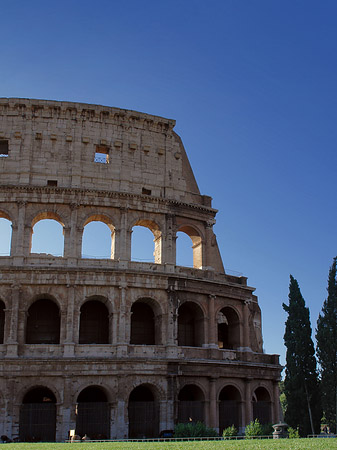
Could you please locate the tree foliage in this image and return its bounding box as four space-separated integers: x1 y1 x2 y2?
283 275 321 436
316 257 337 432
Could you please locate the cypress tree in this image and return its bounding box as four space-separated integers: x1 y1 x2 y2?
316 257 337 432
283 275 321 436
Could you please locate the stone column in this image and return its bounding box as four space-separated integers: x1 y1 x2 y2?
244 378 252 426
166 286 178 357
209 377 217 429
208 294 218 348
166 375 176 431
241 300 252 351
62 376 76 440
65 204 80 264
117 283 128 356
6 283 21 357
204 219 216 269
63 285 75 357
116 208 131 267
12 201 27 265
273 381 280 423
164 214 176 268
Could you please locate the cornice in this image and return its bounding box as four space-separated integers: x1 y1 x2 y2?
0 184 218 215
0 97 176 133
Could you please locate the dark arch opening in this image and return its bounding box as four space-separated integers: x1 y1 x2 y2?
0 300 5 344
128 385 159 438
130 302 155 345
178 302 204 347
26 299 60 344
219 386 241 432
178 384 205 424
79 300 109 344
76 387 109 439
19 387 56 442
253 387 271 424
218 307 240 350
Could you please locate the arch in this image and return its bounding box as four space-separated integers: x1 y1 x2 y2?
30 213 64 256
128 384 159 438
252 386 272 424
131 219 162 264
26 299 60 344
218 385 242 432
0 216 12 256
217 306 240 350
76 386 110 439
178 384 205 424
130 301 156 345
176 225 203 269
178 301 204 347
19 387 56 442
79 300 110 344
82 214 115 259
0 300 5 344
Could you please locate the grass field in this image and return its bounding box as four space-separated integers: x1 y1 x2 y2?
3 439 337 450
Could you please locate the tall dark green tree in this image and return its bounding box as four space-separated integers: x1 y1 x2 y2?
316 257 337 432
283 275 321 436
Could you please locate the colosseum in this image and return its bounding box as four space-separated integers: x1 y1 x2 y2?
0 98 281 441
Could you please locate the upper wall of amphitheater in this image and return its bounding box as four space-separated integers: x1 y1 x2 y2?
0 98 211 206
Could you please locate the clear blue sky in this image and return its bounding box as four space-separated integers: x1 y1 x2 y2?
1 0 337 367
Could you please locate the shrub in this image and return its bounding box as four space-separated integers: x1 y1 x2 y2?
288 426 300 438
174 422 218 438
244 419 263 438
222 425 238 438
261 423 273 436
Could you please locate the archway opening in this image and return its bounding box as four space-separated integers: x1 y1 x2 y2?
76 386 110 439
128 385 159 438
178 384 205 424
82 218 115 259
253 387 271 424
31 218 64 256
176 226 202 269
219 385 241 433
131 220 162 264
79 300 109 344
0 217 12 256
19 387 56 442
130 302 155 345
0 300 4 344
218 307 240 350
178 302 204 347
26 299 60 344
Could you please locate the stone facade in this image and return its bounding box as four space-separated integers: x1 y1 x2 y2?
0 98 281 441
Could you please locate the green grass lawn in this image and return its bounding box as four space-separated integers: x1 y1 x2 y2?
3 439 337 450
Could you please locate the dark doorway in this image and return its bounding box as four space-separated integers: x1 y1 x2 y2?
79 300 109 344
219 386 241 432
130 302 155 345
76 387 110 439
178 302 204 347
19 387 56 442
178 384 205 424
253 387 271 424
128 385 159 438
26 299 60 344
217 307 240 349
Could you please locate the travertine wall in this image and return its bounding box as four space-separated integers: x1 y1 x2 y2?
0 98 281 441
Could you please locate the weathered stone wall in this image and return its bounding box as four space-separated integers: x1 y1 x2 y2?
0 98 282 441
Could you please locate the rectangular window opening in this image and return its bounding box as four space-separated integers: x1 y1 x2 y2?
142 188 152 196
0 140 9 157
47 180 58 186
94 145 109 164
